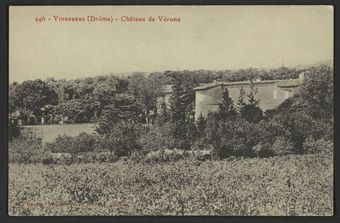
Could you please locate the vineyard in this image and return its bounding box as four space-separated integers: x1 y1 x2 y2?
9 153 333 216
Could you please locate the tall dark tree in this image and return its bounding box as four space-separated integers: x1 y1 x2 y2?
15 79 58 123
96 94 143 134
169 72 196 149
237 87 246 113
239 81 263 123
53 99 98 124
296 65 333 120
92 76 119 118
128 73 164 124
155 96 170 126
217 88 237 120
196 114 207 137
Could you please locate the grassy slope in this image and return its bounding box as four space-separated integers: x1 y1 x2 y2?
9 154 333 216
22 124 95 143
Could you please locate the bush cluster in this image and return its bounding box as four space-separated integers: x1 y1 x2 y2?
46 132 97 154
303 137 333 156
13 111 331 165
9 129 48 164
140 122 176 151
143 149 212 163
42 151 118 165
96 121 142 157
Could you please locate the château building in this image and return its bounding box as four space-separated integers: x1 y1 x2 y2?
157 73 305 120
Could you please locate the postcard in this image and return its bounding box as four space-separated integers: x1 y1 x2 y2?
8 5 333 216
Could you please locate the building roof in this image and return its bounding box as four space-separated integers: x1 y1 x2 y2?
161 78 302 93
276 79 302 88
194 78 302 91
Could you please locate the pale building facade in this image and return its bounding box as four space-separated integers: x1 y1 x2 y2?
194 74 304 120
156 74 304 120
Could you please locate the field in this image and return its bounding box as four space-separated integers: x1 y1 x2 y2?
9 153 333 216
22 124 95 143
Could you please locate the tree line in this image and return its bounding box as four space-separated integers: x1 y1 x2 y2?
9 65 333 160
9 66 303 126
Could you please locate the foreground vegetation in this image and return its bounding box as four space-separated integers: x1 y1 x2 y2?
9 153 332 216
9 65 333 160
8 64 333 216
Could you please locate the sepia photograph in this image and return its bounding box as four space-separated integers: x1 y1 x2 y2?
8 5 333 216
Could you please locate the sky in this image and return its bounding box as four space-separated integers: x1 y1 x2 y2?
9 6 333 82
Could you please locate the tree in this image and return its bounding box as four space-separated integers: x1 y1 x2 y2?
196 114 207 137
53 99 98 124
205 111 220 147
128 73 164 124
206 115 258 159
204 88 238 155
140 122 176 151
217 88 237 120
97 121 141 157
295 65 333 121
92 76 119 117
260 65 334 155
169 72 196 149
96 94 143 134
239 81 263 123
237 87 246 113
155 96 170 126
14 79 58 124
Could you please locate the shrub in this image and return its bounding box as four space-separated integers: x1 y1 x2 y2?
271 137 294 156
211 117 258 159
240 104 263 123
41 156 55 165
9 120 20 140
308 119 333 141
303 137 333 156
143 148 212 163
190 138 212 151
96 121 142 157
42 151 119 165
297 65 333 120
94 151 118 163
47 132 97 154
140 122 176 151
9 129 49 164
238 82 264 123
144 149 184 163
49 152 73 165
268 111 332 154
253 119 294 157
186 149 212 161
